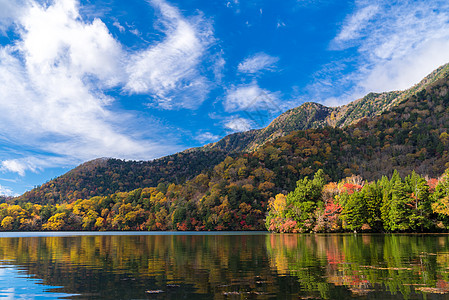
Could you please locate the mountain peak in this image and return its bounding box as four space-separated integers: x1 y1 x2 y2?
200 63 449 153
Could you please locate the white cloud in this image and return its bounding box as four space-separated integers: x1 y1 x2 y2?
195 132 220 143
332 4 379 47
0 184 16 197
0 1 146 160
224 118 252 132
125 0 214 109
224 82 280 112
359 38 449 93
0 0 25 33
19 0 124 86
0 0 214 177
312 0 449 105
238 52 279 74
1 159 34 177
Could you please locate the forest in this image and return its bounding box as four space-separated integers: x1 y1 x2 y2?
266 169 447 233
1 168 449 232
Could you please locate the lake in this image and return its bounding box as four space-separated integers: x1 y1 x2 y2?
0 232 449 299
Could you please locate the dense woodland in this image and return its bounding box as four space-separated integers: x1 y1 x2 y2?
266 169 447 233
2 65 449 232
2 168 449 232
17 150 229 204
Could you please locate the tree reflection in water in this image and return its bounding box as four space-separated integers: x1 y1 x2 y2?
0 233 448 299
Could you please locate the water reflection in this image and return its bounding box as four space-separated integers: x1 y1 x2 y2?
267 234 449 299
0 233 448 299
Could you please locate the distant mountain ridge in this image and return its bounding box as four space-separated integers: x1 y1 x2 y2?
200 63 449 153
14 63 449 204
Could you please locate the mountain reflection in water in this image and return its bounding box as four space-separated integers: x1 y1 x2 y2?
0 233 448 299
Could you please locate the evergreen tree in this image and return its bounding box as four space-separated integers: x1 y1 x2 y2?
388 180 411 231
405 171 432 231
363 182 383 231
341 191 366 232
285 169 326 231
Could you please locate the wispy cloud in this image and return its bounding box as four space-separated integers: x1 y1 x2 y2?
212 51 226 83
113 21 125 33
332 4 379 48
312 0 449 105
0 0 25 33
276 20 286 28
224 117 252 132
225 0 240 14
195 132 220 143
0 155 81 177
0 184 16 197
224 82 280 112
125 0 215 109
238 52 279 74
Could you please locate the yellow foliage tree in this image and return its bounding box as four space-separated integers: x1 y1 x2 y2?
269 194 287 217
43 213 66 231
1 216 14 230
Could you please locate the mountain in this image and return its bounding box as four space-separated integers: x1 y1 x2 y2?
202 63 449 152
17 150 228 204
14 63 449 205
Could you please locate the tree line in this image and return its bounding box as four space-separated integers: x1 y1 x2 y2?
266 169 449 233
2 167 449 232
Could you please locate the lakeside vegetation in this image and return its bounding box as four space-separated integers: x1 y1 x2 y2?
266 169 447 233
2 168 449 232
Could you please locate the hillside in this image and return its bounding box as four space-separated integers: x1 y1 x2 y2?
203 63 449 152
17 150 228 204
14 63 449 206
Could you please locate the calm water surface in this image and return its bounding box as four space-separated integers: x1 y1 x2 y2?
1 232 449 299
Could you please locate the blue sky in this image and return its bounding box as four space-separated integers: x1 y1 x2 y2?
1 0 449 196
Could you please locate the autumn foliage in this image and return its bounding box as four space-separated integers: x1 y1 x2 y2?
266 169 449 233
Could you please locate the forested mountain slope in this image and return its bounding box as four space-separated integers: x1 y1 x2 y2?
17 150 229 204
202 63 449 152
14 63 449 205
